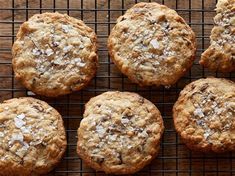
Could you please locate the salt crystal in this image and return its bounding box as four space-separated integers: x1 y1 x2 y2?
45 48 54 56
17 113 25 119
204 132 210 139
14 117 26 128
214 107 223 115
91 121 96 127
138 130 148 138
73 58 86 67
30 140 42 146
61 24 69 33
109 135 117 141
121 118 129 124
155 61 160 65
96 125 106 138
32 48 41 56
193 108 204 118
21 126 31 134
53 59 63 65
63 45 73 53
46 108 52 112
0 132 4 137
23 142 29 149
11 133 24 144
127 145 132 149
74 57 81 63
15 143 29 158
150 39 160 49
4 107 9 110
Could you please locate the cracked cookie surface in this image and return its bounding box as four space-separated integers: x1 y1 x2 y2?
12 12 98 97
0 97 67 176
77 91 164 174
200 0 235 72
108 2 196 87
173 78 235 153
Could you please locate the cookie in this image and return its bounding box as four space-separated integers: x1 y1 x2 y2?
12 12 98 97
77 91 164 174
200 0 235 72
0 97 67 175
108 2 196 87
173 78 235 153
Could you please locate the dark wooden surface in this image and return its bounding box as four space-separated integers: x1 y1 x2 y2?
0 0 235 175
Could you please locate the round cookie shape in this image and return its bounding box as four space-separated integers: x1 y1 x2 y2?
12 12 98 97
0 97 67 175
173 78 235 153
200 0 235 72
108 2 196 87
77 91 164 174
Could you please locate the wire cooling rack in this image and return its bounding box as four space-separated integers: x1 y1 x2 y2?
0 0 235 175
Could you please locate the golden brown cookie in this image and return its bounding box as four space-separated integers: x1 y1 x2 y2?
0 97 67 176
12 12 98 97
77 91 164 174
108 2 196 87
200 0 235 72
173 78 235 153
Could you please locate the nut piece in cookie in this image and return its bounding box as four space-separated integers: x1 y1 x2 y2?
173 78 235 153
12 12 98 97
77 91 164 174
108 2 196 87
0 97 67 175
200 0 235 72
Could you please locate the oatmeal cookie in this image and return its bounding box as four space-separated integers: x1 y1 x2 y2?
0 97 67 176
200 0 235 72
77 91 164 174
108 2 196 87
173 78 235 153
12 12 98 97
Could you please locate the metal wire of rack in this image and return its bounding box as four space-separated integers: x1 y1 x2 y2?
0 0 235 175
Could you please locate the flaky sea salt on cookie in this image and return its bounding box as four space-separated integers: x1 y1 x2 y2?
108 2 196 87
0 97 66 175
173 78 235 153
12 12 98 97
200 0 235 72
77 91 164 174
